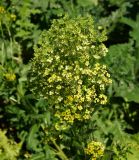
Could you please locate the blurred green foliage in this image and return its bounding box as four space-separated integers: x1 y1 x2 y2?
0 0 139 159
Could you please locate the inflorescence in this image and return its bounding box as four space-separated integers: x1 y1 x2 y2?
29 16 112 131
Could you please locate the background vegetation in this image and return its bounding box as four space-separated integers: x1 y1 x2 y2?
0 0 139 159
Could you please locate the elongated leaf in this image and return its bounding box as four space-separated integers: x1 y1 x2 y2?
26 124 40 152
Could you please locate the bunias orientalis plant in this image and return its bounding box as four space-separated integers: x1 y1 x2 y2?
29 16 112 159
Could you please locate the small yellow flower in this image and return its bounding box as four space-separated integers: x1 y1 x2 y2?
10 14 16 21
77 105 83 110
54 112 60 118
57 96 63 102
43 69 50 76
0 6 5 14
78 80 82 85
98 26 103 30
80 97 85 102
85 61 89 66
59 135 63 139
99 94 107 105
106 72 110 77
67 96 73 102
56 85 62 90
49 91 54 95
55 123 60 131
85 109 90 114
83 114 90 120
94 98 100 103
74 113 81 120
108 79 112 84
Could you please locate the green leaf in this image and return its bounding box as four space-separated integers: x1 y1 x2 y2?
26 124 40 152
124 87 139 103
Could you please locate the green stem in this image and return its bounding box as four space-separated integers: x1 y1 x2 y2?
50 138 69 160
0 21 4 38
0 21 5 65
5 23 14 66
70 0 74 11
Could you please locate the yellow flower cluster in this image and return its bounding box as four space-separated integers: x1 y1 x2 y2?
0 6 16 22
4 73 16 81
30 16 112 131
0 6 5 14
84 141 105 160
